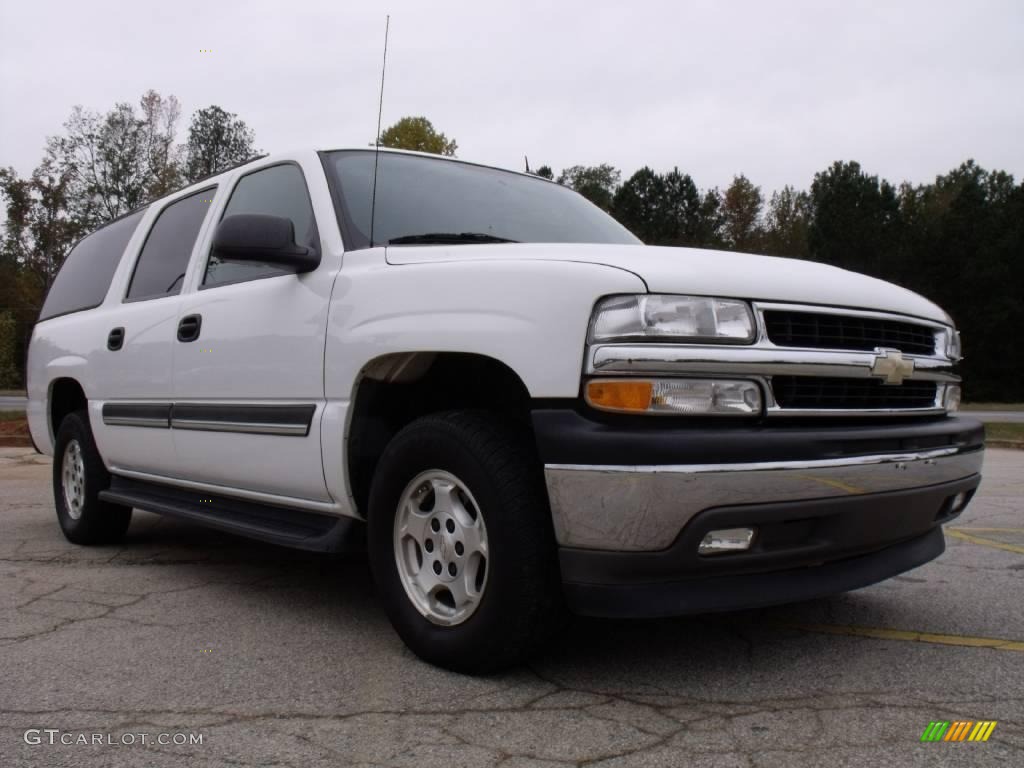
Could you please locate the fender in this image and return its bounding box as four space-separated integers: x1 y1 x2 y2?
317 254 646 511
325 255 646 400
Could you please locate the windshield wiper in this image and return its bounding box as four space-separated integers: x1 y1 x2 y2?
387 232 518 246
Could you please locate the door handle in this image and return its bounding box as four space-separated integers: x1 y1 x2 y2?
107 327 125 351
177 314 202 343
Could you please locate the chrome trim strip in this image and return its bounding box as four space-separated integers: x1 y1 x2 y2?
752 301 949 330
589 345 959 381
546 446 964 474
103 416 172 428
169 418 309 436
544 445 984 551
107 467 349 516
101 402 172 429
763 405 946 418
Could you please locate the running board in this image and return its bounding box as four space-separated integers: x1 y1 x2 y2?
99 477 363 553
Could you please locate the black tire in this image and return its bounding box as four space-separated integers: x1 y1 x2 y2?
368 411 564 673
52 410 132 545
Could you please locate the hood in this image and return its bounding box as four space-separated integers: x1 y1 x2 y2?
386 243 952 325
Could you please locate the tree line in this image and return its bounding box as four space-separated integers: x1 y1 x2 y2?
2 106 1021 400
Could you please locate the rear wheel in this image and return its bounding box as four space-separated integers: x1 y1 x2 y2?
368 411 563 673
53 410 132 545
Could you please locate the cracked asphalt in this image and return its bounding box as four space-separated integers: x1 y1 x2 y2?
1 447 1021 767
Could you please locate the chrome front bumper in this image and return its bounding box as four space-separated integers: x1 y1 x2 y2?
544 445 985 552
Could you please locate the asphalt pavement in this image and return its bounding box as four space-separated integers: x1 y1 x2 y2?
967 411 1024 423
0 447 1022 767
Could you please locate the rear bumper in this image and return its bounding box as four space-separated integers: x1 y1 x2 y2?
531 410 984 618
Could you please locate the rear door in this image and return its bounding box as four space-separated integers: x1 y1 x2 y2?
32 209 148 456
90 186 218 477
170 160 333 502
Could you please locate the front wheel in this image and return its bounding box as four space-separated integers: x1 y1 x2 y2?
368 411 564 673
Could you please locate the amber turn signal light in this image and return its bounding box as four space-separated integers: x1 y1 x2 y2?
585 380 654 413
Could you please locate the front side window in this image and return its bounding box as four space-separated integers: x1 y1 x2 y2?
39 209 147 321
126 188 216 301
203 164 318 288
322 150 641 250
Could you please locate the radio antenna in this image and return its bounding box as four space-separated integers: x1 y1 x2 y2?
369 14 390 248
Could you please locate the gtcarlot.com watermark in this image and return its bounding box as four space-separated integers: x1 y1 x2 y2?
24 729 203 746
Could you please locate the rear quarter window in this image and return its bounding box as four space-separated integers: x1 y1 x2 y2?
38 209 147 321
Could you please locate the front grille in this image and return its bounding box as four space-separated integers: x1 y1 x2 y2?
764 310 936 356
772 376 939 410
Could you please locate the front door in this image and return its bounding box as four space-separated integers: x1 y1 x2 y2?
170 160 333 503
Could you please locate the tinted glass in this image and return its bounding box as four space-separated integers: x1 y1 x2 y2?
39 209 146 321
324 150 640 250
203 164 318 288
126 188 215 301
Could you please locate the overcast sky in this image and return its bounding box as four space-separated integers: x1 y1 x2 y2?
2 0 1022 193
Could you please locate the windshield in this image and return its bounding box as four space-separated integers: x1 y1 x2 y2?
322 150 641 250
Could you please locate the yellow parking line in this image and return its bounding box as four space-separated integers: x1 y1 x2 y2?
945 528 1024 555
953 527 1024 534
793 474 866 494
784 623 1024 652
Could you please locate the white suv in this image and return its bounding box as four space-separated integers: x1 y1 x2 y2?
27 148 984 672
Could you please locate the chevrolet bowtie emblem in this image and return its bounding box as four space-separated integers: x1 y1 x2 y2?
870 348 915 385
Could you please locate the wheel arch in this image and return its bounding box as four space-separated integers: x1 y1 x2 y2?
49 377 88 443
346 351 536 516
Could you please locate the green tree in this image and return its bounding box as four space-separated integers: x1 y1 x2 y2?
763 185 811 258
184 105 258 182
557 164 621 211
0 164 81 289
140 90 183 197
720 174 763 251
612 167 667 243
0 164 80 374
532 165 554 180
0 168 32 267
612 167 719 247
807 161 900 276
377 116 457 156
660 168 705 246
898 161 1024 399
44 91 182 229
696 188 724 248
0 312 20 388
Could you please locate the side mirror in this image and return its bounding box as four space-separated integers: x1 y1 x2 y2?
211 214 320 273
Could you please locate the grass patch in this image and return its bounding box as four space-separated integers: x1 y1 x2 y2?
985 422 1024 444
962 402 1024 412
0 411 25 422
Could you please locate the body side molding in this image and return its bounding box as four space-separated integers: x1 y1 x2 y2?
101 402 171 428
102 402 316 437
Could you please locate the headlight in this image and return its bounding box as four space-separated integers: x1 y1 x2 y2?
590 295 755 343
